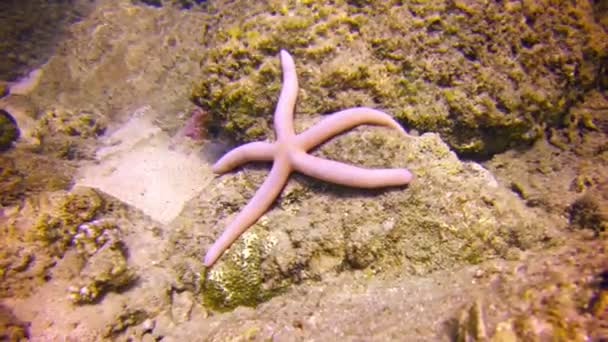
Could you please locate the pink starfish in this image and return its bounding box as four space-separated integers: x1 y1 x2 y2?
204 50 413 266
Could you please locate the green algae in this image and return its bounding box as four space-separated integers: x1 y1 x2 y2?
32 107 106 160
29 187 104 256
0 109 19 151
171 128 555 311
1 187 135 303
0 151 72 207
193 0 606 157
103 309 148 338
68 238 135 305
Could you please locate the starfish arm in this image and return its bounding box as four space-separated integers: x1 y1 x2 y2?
203 161 291 266
292 152 413 188
212 141 276 174
274 50 298 140
295 107 407 151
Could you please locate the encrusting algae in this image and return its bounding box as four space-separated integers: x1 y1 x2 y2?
192 0 606 158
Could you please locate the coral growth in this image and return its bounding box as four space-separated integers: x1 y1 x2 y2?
170 129 556 310
192 0 607 157
0 187 134 303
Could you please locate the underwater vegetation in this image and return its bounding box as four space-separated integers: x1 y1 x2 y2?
0 109 19 151
568 181 608 236
0 0 605 339
192 0 606 158
181 0 608 312
172 130 557 311
0 106 105 207
0 187 134 303
183 0 607 311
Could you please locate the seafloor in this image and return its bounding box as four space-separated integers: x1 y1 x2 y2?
0 0 606 341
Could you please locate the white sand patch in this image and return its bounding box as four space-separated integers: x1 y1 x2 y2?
77 106 212 224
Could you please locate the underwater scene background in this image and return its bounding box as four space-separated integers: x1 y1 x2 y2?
0 0 606 340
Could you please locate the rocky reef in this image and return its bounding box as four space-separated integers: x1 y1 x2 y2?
0 109 19 151
169 126 558 310
0 0 605 340
192 0 607 157
0 187 135 303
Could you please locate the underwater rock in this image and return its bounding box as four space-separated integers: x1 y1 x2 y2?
68 237 135 304
103 309 148 338
0 304 29 341
0 109 19 151
0 187 123 298
0 151 72 207
191 0 607 157
0 95 38 146
568 181 608 235
29 187 105 256
454 246 608 342
171 128 557 310
455 299 487 342
32 107 106 160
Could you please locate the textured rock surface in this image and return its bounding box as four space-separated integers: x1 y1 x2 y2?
1 188 102 297
192 0 607 157
0 109 19 151
170 126 557 310
0 0 605 340
0 0 95 81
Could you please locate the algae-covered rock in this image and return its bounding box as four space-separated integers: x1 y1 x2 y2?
170 127 557 310
0 151 72 207
0 0 95 81
192 0 607 157
568 182 608 235
67 219 135 305
73 219 122 256
0 187 114 298
33 107 106 160
0 183 136 303
68 237 135 304
454 242 608 341
0 109 19 151
103 309 148 338
29 187 105 256
0 305 29 341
